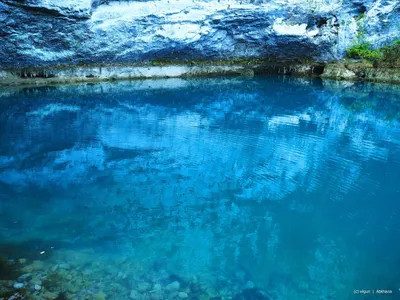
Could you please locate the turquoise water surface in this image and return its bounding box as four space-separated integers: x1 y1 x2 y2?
0 76 399 299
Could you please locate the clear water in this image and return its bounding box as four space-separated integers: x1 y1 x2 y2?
0 76 399 300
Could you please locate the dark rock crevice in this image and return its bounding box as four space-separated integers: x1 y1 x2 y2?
18 70 56 79
1 0 91 19
2 1 64 18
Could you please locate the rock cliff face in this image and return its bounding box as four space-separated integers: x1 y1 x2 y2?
0 0 399 67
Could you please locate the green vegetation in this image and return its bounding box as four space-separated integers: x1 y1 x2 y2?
345 13 374 61
355 14 366 41
355 13 365 22
346 42 381 60
345 12 400 65
345 39 400 65
381 39 400 64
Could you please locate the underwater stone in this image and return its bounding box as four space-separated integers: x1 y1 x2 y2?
5 293 25 300
233 288 273 300
166 281 180 291
137 282 151 293
83 269 93 275
58 263 70 270
17 273 32 282
94 292 107 300
244 281 255 289
298 281 309 292
65 274 73 281
149 290 163 300
129 289 142 300
30 278 42 286
13 282 24 289
153 283 162 291
178 292 188 299
34 284 41 291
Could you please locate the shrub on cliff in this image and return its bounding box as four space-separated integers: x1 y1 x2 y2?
381 39 400 65
345 42 381 61
346 39 400 66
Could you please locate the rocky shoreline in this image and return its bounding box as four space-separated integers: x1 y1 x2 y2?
0 62 399 87
0 61 323 87
322 63 400 84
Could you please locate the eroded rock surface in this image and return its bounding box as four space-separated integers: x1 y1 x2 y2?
0 0 399 67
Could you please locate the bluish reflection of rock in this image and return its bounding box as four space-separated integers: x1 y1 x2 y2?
0 76 399 299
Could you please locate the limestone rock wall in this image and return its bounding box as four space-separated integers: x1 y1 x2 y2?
0 0 399 67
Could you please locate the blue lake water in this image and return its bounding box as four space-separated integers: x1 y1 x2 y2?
0 76 399 299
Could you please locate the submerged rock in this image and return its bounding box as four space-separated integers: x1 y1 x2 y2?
245 281 255 289
51 265 59 272
13 282 24 289
233 288 273 300
153 283 162 291
166 280 180 291
149 289 163 300
0 257 20 280
58 263 70 270
5 293 25 300
137 282 151 293
0 0 398 67
129 289 143 300
17 273 32 282
178 292 189 299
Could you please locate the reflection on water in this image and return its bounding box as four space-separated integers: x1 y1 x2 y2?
0 76 399 299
